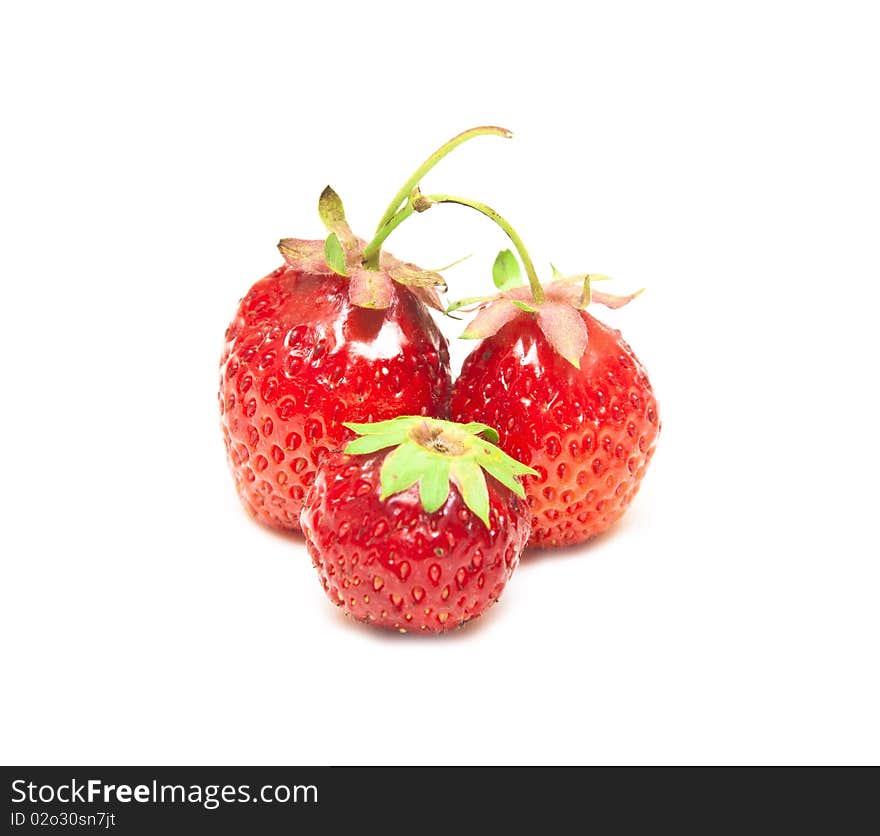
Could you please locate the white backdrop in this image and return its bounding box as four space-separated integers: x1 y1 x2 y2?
2 1 878 765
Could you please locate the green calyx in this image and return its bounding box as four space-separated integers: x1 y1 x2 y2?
447 240 643 369
343 417 537 528
303 127 512 311
492 250 617 309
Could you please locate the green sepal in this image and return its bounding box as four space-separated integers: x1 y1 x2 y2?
581 274 592 309
324 233 347 276
459 422 499 443
419 458 450 513
511 299 538 313
446 295 493 314
379 442 430 499
344 432 406 455
344 417 414 438
492 249 524 291
318 186 352 238
575 273 613 308
449 458 489 527
428 253 472 273
475 446 536 499
343 418 412 454
318 185 345 225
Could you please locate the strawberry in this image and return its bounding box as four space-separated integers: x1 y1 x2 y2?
219 127 511 529
300 417 535 632
444 203 660 547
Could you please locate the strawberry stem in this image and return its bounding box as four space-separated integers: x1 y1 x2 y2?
424 194 544 304
365 192 544 303
362 126 511 271
374 126 512 233
362 204 416 268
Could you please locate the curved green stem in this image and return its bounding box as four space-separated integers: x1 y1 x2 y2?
424 194 544 304
374 126 512 234
364 191 544 302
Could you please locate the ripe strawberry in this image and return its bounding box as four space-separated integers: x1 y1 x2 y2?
220 257 450 529
219 127 511 529
300 417 534 633
448 227 659 547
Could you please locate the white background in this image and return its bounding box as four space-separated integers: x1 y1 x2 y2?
2 1 878 765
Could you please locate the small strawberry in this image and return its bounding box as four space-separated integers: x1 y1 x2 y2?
444 200 660 547
300 417 535 633
220 127 510 529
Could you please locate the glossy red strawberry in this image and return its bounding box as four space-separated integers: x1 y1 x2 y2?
219 127 511 529
448 228 659 548
301 417 534 632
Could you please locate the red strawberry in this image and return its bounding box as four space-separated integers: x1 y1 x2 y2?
300 417 534 632
220 257 450 529
448 220 659 548
219 127 511 529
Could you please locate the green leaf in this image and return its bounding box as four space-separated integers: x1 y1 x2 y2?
476 446 537 498
450 458 490 527
344 433 405 455
507 456 539 477
511 300 537 312
324 233 347 276
318 185 346 226
460 422 499 443
580 274 592 309
562 273 614 308
379 442 428 499
551 263 563 280
492 249 524 291
344 417 414 437
318 186 357 249
478 453 527 498
446 295 492 314
419 459 450 513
